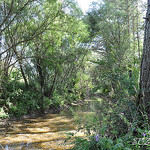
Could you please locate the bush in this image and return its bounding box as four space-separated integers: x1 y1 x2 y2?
7 89 42 117
0 107 9 119
69 97 150 150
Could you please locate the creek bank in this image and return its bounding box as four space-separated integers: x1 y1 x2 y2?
0 98 97 150
0 98 104 149
0 99 86 131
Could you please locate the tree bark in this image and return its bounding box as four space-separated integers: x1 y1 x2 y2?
13 48 29 89
137 22 141 60
36 57 45 113
48 70 57 98
139 0 150 124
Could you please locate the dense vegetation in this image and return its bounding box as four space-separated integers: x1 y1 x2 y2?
0 0 90 117
0 0 149 149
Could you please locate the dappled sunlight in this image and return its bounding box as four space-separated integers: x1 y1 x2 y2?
0 113 77 149
0 99 102 149
84 98 103 102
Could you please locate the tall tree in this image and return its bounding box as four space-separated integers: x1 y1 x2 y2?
139 0 150 124
85 0 142 96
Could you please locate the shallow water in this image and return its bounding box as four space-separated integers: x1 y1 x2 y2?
0 98 102 150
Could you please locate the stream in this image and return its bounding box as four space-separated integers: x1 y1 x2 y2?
0 98 102 150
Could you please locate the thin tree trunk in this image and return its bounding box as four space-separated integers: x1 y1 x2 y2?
13 48 28 89
136 14 141 60
133 14 136 65
137 26 141 59
48 70 57 98
127 0 130 35
36 57 45 113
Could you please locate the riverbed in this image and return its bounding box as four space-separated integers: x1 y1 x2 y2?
0 98 102 149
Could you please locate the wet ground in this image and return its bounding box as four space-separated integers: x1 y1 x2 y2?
0 98 102 149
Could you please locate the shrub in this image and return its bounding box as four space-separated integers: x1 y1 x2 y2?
69 97 150 150
8 89 41 117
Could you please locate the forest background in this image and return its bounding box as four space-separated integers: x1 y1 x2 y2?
0 0 149 149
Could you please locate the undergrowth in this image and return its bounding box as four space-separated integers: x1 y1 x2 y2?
67 97 150 150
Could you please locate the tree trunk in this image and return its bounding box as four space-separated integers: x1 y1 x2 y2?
48 71 57 98
136 15 141 60
36 57 45 113
13 48 28 89
139 0 150 124
132 14 136 65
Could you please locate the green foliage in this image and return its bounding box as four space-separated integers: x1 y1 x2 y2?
0 5 148 150
51 89 80 107
71 135 132 150
51 93 65 107
69 97 150 150
0 107 9 119
0 0 90 117
71 137 90 150
84 0 143 99
0 80 42 117
8 89 41 117
74 72 93 98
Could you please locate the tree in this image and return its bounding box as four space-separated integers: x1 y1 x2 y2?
139 0 150 124
85 0 142 96
0 0 89 115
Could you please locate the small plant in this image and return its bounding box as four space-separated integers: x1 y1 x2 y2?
0 107 9 119
69 97 150 150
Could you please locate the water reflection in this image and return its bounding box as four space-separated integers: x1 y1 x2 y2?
0 98 102 149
